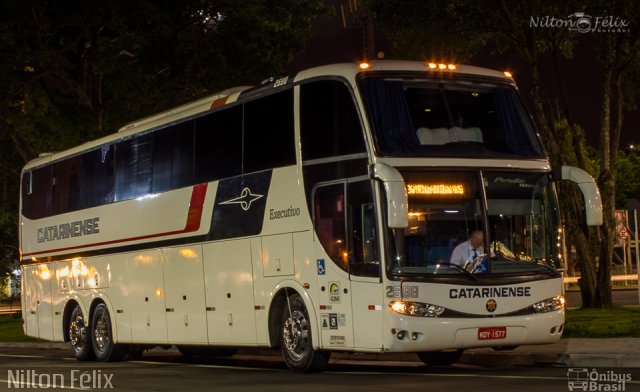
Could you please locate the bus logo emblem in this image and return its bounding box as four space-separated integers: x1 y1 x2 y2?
220 187 264 211
486 299 497 313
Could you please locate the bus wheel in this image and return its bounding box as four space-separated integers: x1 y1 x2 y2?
69 305 94 361
280 293 329 372
91 303 125 362
417 349 464 366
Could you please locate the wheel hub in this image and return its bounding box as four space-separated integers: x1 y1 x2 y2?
69 316 85 348
282 310 309 361
93 313 109 352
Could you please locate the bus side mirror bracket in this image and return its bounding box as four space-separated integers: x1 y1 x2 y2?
371 163 408 229
560 165 603 226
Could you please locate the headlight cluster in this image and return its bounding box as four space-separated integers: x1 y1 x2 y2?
531 295 565 313
389 300 445 317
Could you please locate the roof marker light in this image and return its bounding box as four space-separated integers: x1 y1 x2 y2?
359 62 370 70
428 63 437 69
504 71 513 78
447 64 456 70
438 63 447 69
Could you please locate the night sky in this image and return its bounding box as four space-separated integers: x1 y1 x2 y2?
285 6 639 149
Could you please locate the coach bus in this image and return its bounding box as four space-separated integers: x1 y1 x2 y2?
20 61 602 372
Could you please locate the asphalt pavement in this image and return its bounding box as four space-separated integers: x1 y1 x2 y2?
0 347 639 392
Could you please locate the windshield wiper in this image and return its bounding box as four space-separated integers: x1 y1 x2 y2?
434 263 477 281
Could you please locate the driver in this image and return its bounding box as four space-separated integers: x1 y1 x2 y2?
450 229 485 266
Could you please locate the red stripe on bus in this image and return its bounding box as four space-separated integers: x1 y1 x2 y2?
22 183 208 258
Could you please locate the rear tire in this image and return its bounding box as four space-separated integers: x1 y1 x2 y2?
280 293 329 372
91 303 126 362
417 349 464 366
69 305 94 361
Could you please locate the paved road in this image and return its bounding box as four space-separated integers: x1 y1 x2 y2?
565 289 639 307
0 348 638 392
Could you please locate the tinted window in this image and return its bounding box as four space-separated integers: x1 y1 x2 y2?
314 183 347 272
195 106 242 183
243 89 295 173
115 135 152 201
360 78 544 157
152 122 194 192
300 80 366 160
81 145 115 208
52 156 81 214
22 166 53 219
347 181 380 277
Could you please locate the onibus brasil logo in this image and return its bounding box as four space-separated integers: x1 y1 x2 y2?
567 368 632 391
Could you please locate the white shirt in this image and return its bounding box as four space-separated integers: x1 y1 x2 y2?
450 240 484 266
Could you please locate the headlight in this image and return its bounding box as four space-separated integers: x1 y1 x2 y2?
531 295 565 313
389 300 445 317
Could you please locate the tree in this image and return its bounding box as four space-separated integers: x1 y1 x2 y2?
0 0 329 273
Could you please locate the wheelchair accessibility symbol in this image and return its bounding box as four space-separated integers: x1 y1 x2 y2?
317 259 326 275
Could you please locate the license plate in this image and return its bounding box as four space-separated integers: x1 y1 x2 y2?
478 326 507 340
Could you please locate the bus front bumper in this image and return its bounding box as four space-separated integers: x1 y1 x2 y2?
383 309 564 352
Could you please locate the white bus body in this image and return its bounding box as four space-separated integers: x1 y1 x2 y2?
19 61 601 371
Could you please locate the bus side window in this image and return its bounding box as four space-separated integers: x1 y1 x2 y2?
81 145 115 208
243 89 295 173
152 121 194 193
300 80 366 161
313 183 348 272
52 156 81 215
115 134 152 201
194 105 242 183
26 166 53 219
347 181 380 278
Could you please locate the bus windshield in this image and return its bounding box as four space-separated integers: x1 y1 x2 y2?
387 171 562 278
359 76 544 158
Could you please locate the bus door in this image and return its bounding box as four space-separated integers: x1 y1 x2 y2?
313 182 354 349
313 180 383 350
346 180 383 350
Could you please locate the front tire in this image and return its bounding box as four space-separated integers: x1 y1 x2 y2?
280 293 329 372
417 349 464 366
91 303 126 362
69 305 94 361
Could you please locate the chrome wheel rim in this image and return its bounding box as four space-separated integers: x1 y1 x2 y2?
69 313 86 350
93 312 109 352
282 310 309 361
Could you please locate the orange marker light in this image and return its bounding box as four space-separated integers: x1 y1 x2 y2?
359 62 370 70
504 71 513 78
447 64 456 70
428 63 437 69
438 63 447 70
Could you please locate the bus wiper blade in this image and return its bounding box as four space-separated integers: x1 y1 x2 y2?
435 263 477 281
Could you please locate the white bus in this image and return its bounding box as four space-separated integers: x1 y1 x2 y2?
20 61 602 372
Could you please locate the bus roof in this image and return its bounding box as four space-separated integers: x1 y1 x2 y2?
22 60 511 172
